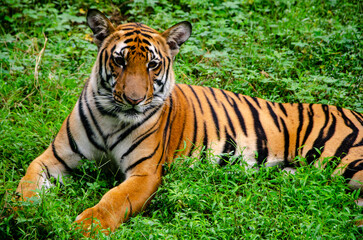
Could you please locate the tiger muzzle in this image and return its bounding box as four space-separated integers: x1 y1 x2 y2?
113 90 146 106
123 94 145 106
113 66 150 106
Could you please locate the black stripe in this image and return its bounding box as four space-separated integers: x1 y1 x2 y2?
125 143 161 172
154 79 163 86
78 85 106 151
133 117 161 144
110 44 116 54
107 121 130 139
219 129 236 167
98 48 112 91
294 103 304 157
220 89 233 105
251 97 261 108
124 38 133 44
187 85 204 114
158 51 163 59
300 104 314 151
201 122 209 161
158 59 170 94
66 115 79 154
162 95 173 152
139 29 155 34
203 122 208 147
208 87 219 105
244 97 268 165
98 48 106 81
231 97 248 136
166 95 177 147
205 92 220 139
122 23 137 27
266 101 281 132
280 117 290 164
342 159 363 183
232 92 240 100
278 103 288 117
121 128 159 161
122 24 137 28
66 115 86 159
305 105 336 164
221 103 236 138
333 133 357 158
52 140 72 172
141 33 152 39
353 138 363 148
176 118 186 151
121 45 131 50
84 89 107 144
351 110 363 125
40 162 51 179
124 32 134 37
333 108 358 158
175 88 187 151
142 39 151 46
155 96 174 171
156 154 166 174
175 85 189 103
188 104 198 156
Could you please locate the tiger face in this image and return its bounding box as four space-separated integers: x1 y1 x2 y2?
87 10 192 121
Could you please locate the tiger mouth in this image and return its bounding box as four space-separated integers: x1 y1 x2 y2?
109 96 160 117
124 108 142 116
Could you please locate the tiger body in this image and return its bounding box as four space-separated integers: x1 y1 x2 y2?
47 82 363 179
17 9 363 234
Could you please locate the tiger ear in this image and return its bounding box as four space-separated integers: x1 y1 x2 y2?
87 9 116 48
162 21 192 58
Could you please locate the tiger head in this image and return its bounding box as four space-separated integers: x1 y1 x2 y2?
86 9 192 121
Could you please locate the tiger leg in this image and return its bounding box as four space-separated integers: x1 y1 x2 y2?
16 146 70 201
339 158 363 227
332 155 363 208
332 156 363 189
342 159 363 206
74 162 162 235
16 114 82 201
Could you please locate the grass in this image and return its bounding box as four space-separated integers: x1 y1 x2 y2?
0 0 362 239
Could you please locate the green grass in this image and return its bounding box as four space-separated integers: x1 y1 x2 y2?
1 0 362 239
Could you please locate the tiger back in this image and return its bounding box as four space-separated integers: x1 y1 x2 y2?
16 9 363 235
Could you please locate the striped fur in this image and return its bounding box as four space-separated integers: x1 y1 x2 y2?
16 9 363 234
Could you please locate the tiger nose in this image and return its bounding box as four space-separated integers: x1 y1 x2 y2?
123 94 145 105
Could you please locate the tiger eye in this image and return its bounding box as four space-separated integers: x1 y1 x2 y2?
148 60 159 69
114 56 126 67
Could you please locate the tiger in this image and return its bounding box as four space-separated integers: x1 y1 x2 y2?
16 8 363 235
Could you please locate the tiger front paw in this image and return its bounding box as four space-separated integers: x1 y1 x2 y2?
74 206 115 236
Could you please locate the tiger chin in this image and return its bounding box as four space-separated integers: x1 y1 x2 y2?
16 9 363 235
